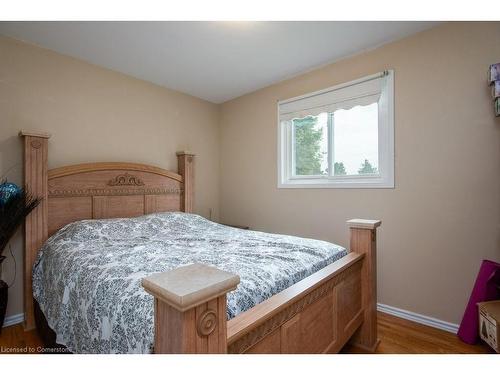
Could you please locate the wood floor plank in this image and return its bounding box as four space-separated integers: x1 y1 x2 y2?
341 312 493 354
0 311 493 354
0 324 44 354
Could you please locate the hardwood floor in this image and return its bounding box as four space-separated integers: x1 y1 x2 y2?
341 312 493 354
0 323 43 354
0 312 493 354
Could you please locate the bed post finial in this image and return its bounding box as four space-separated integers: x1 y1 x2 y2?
19 130 51 331
176 151 194 213
346 218 381 352
142 263 239 353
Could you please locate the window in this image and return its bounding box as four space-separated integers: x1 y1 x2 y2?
278 70 394 188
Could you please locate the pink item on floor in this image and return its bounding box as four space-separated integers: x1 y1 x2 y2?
458 259 500 344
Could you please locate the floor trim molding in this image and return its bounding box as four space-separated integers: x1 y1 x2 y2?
2 313 25 328
377 303 459 334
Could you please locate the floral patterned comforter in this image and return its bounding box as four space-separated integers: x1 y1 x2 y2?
33 212 347 353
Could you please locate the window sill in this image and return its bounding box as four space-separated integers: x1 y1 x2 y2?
278 177 394 189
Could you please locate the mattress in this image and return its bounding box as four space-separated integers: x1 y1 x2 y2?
33 212 348 353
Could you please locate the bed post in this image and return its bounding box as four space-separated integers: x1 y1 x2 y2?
142 263 239 353
176 151 194 213
346 218 381 352
19 131 51 331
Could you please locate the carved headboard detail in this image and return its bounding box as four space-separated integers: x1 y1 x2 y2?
108 172 145 186
19 130 195 330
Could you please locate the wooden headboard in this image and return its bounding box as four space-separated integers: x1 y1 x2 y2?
19 130 195 330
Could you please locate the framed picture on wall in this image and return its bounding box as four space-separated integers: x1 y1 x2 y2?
492 80 500 99
489 63 500 84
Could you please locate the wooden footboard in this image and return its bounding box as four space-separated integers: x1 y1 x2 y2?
143 219 380 354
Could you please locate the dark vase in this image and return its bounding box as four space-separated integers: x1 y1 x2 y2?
0 256 7 333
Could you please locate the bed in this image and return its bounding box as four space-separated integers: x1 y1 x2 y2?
20 130 381 354
33 212 348 353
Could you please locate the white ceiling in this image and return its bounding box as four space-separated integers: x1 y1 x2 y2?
0 22 439 103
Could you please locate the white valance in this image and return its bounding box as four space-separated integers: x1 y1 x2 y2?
279 72 386 121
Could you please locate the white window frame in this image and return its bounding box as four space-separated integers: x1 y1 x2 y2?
277 70 394 189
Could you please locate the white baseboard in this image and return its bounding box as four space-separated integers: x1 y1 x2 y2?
377 303 459 334
2 312 25 328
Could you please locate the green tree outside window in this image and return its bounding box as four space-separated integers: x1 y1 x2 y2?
358 159 378 174
293 116 325 175
334 162 347 175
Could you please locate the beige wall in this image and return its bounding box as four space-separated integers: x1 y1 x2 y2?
220 22 500 324
2 22 499 327
0 35 221 318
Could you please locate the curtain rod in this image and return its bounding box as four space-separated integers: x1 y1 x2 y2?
278 70 389 106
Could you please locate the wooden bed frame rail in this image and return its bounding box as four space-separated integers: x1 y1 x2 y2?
143 219 381 354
